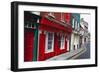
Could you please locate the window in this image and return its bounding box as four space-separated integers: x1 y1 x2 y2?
58 35 65 49
45 32 54 53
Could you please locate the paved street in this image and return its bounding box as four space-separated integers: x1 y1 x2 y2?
46 48 85 60
45 42 90 60
75 42 90 59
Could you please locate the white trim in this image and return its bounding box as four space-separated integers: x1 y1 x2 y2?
61 13 65 23
45 32 54 53
48 12 55 18
60 35 65 50
67 39 70 51
39 30 42 34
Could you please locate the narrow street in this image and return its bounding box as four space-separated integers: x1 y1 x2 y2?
75 42 90 59
45 42 90 60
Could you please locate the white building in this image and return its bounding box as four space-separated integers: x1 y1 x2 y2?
79 18 90 47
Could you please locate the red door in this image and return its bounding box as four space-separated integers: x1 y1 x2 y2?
24 30 34 62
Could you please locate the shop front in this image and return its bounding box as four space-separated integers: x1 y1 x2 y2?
38 16 72 61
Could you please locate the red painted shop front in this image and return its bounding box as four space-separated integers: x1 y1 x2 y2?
38 17 72 61
24 30 34 61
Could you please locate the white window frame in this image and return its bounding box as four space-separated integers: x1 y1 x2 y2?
58 35 65 50
60 35 65 49
45 32 54 53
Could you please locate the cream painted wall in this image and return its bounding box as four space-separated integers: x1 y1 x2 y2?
74 34 80 50
70 33 80 50
70 33 74 50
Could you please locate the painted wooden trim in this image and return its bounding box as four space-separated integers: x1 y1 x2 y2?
32 23 38 61
45 32 54 53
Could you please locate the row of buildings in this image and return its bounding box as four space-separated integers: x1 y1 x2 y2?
24 11 90 61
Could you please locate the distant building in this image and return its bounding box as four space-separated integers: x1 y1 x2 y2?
70 13 80 51
79 18 90 47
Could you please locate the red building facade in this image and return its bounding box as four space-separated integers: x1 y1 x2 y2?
24 12 72 61
38 12 72 61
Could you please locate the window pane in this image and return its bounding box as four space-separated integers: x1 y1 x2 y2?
58 35 61 48
62 36 65 49
48 33 53 40
48 45 52 50
47 32 53 50
58 41 61 48
58 35 65 49
48 41 52 45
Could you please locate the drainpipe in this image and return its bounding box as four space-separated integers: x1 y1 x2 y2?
32 23 39 61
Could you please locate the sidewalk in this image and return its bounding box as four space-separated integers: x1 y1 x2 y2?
45 47 86 61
